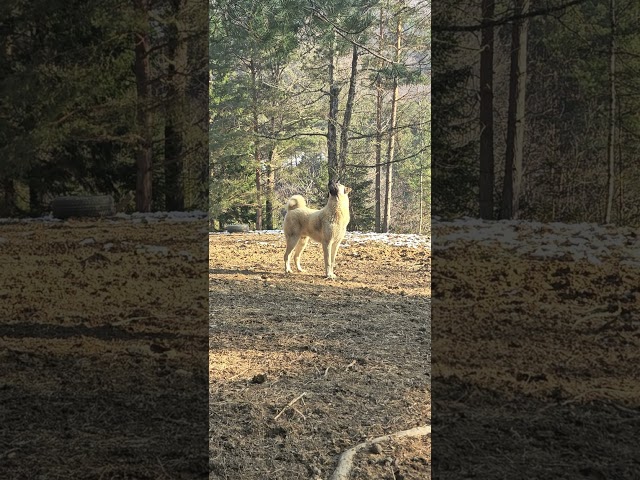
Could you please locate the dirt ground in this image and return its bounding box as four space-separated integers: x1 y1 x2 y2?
431 230 640 478
209 232 431 480
0 218 209 479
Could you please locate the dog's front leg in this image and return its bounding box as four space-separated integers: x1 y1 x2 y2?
323 241 336 279
330 240 342 275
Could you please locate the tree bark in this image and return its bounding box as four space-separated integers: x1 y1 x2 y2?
250 59 262 230
1 178 16 217
265 145 276 230
383 19 402 233
374 7 384 232
133 0 153 212
418 160 424 235
500 0 529 220
338 45 359 177
604 0 616 224
327 36 339 180
479 0 495 219
29 173 44 216
164 0 188 211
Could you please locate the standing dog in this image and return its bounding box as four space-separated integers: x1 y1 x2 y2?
283 180 351 279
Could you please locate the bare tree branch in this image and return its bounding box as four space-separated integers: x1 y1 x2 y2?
433 0 589 32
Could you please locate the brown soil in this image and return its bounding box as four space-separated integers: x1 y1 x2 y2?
432 236 640 478
0 219 209 479
351 436 431 480
209 232 431 480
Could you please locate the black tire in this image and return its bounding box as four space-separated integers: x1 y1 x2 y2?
225 224 250 233
51 195 116 219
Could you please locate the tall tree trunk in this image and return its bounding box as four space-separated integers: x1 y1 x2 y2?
605 0 616 224
617 131 623 222
374 7 384 232
1 178 16 217
265 145 276 230
338 45 359 178
164 0 188 211
418 160 424 235
500 0 529 220
255 165 262 229
29 175 41 216
266 59 281 230
327 36 339 180
250 59 262 230
383 19 402 233
133 0 153 212
479 0 495 219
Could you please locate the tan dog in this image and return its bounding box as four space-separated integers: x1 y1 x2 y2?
283 180 351 279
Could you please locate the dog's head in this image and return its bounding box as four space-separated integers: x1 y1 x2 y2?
328 180 352 197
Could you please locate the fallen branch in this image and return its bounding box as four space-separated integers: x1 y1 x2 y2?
329 425 431 480
274 392 307 421
572 302 621 330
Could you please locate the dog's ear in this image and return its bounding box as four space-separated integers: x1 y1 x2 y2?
328 179 338 197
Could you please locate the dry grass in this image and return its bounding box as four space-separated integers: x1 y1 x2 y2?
431 230 640 479
0 219 209 479
209 232 431 480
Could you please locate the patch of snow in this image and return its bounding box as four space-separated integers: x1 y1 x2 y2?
433 217 640 267
136 245 170 256
0 214 61 224
177 250 193 261
209 229 430 248
0 210 207 225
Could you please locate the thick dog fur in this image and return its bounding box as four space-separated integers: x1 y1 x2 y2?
283 180 351 279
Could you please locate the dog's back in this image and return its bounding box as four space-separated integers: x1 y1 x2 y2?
284 195 317 240
287 195 306 211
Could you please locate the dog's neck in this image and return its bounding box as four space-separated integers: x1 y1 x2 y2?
327 193 349 214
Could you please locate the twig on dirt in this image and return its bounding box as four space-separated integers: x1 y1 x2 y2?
274 392 307 420
156 457 170 479
432 273 466 284
227 368 250 382
151 415 192 426
561 387 627 406
0 447 20 460
592 317 620 334
292 406 307 420
608 401 640 416
113 314 175 326
572 302 621 329
324 367 331 377
329 425 431 480
344 360 357 371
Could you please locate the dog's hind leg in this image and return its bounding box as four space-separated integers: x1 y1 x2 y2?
293 236 309 272
284 235 300 274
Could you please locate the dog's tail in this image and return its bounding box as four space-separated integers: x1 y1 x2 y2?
287 195 306 211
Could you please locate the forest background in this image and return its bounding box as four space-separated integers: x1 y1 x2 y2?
433 0 640 226
0 0 208 216
210 0 431 234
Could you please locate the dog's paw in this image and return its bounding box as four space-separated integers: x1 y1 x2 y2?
326 273 336 280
